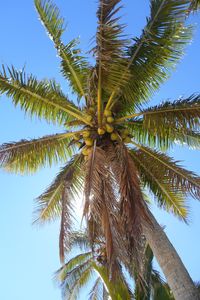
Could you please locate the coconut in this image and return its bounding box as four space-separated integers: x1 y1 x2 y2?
124 136 131 143
111 133 118 141
107 116 114 123
98 128 106 135
85 138 93 146
105 124 114 133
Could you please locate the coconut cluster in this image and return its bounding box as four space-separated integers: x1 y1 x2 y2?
72 109 132 156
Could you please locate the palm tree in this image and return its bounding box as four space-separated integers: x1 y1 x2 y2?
0 0 200 299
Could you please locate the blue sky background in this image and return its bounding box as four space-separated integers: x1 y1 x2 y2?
0 1 200 299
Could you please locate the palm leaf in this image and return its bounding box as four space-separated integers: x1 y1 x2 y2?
55 253 93 300
34 154 84 224
92 0 129 122
0 66 90 125
127 120 200 151
0 132 75 174
92 263 133 300
130 149 188 220
119 0 192 112
131 143 200 200
34 0 90 100
68 231 90 251
83 147 116 266
140 96 200 132
88 277 103 300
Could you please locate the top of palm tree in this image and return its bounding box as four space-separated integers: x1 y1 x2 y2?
0 0 200 275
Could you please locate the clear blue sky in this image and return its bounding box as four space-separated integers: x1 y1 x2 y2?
0 1 200 299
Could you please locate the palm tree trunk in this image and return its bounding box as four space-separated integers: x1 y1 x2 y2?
142 209 200 300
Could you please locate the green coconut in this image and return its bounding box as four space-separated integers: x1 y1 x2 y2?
107 116 114 123
85 138 93 146
111 133 118 141
105 124 114 133
98 128 106 135
124 136 131 143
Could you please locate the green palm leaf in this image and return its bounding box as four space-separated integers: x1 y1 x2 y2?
0 132 75 174
93 0 129 123
56 255 93 300
131 143 200 200
34 154 84 224
34 0 90 100
0 66 90 125
131 149 188 220
127 120 200 151
108 0 192 112
140 96 200 131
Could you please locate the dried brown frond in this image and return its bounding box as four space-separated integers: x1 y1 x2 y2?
83 146 123 273
107 143 151 272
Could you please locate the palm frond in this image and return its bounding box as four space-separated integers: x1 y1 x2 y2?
140 96 200 132
119 0 192 112
34 154 84 224
151 271 174 300
92 0 129 116
66 265 94 300
131 143 200 200
131 149 188 221
55 253 93 300
88 277 103 300
107 143 151 275
69 231 90 251
92 263 133 300
0 132 75 174
0 66 90 125
34 0 90 100
83 147 116 266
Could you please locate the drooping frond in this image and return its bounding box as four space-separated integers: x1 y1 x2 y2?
92 0 129 118
0 132 75 174
131 143 200 200
34 154 84 224
0 66 90 125
34 0 90 100
118 0 193 112
130 149 188 220
83 147 117 267
108 143 151 271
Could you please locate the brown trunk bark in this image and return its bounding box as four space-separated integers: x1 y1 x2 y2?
142 209 200 300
